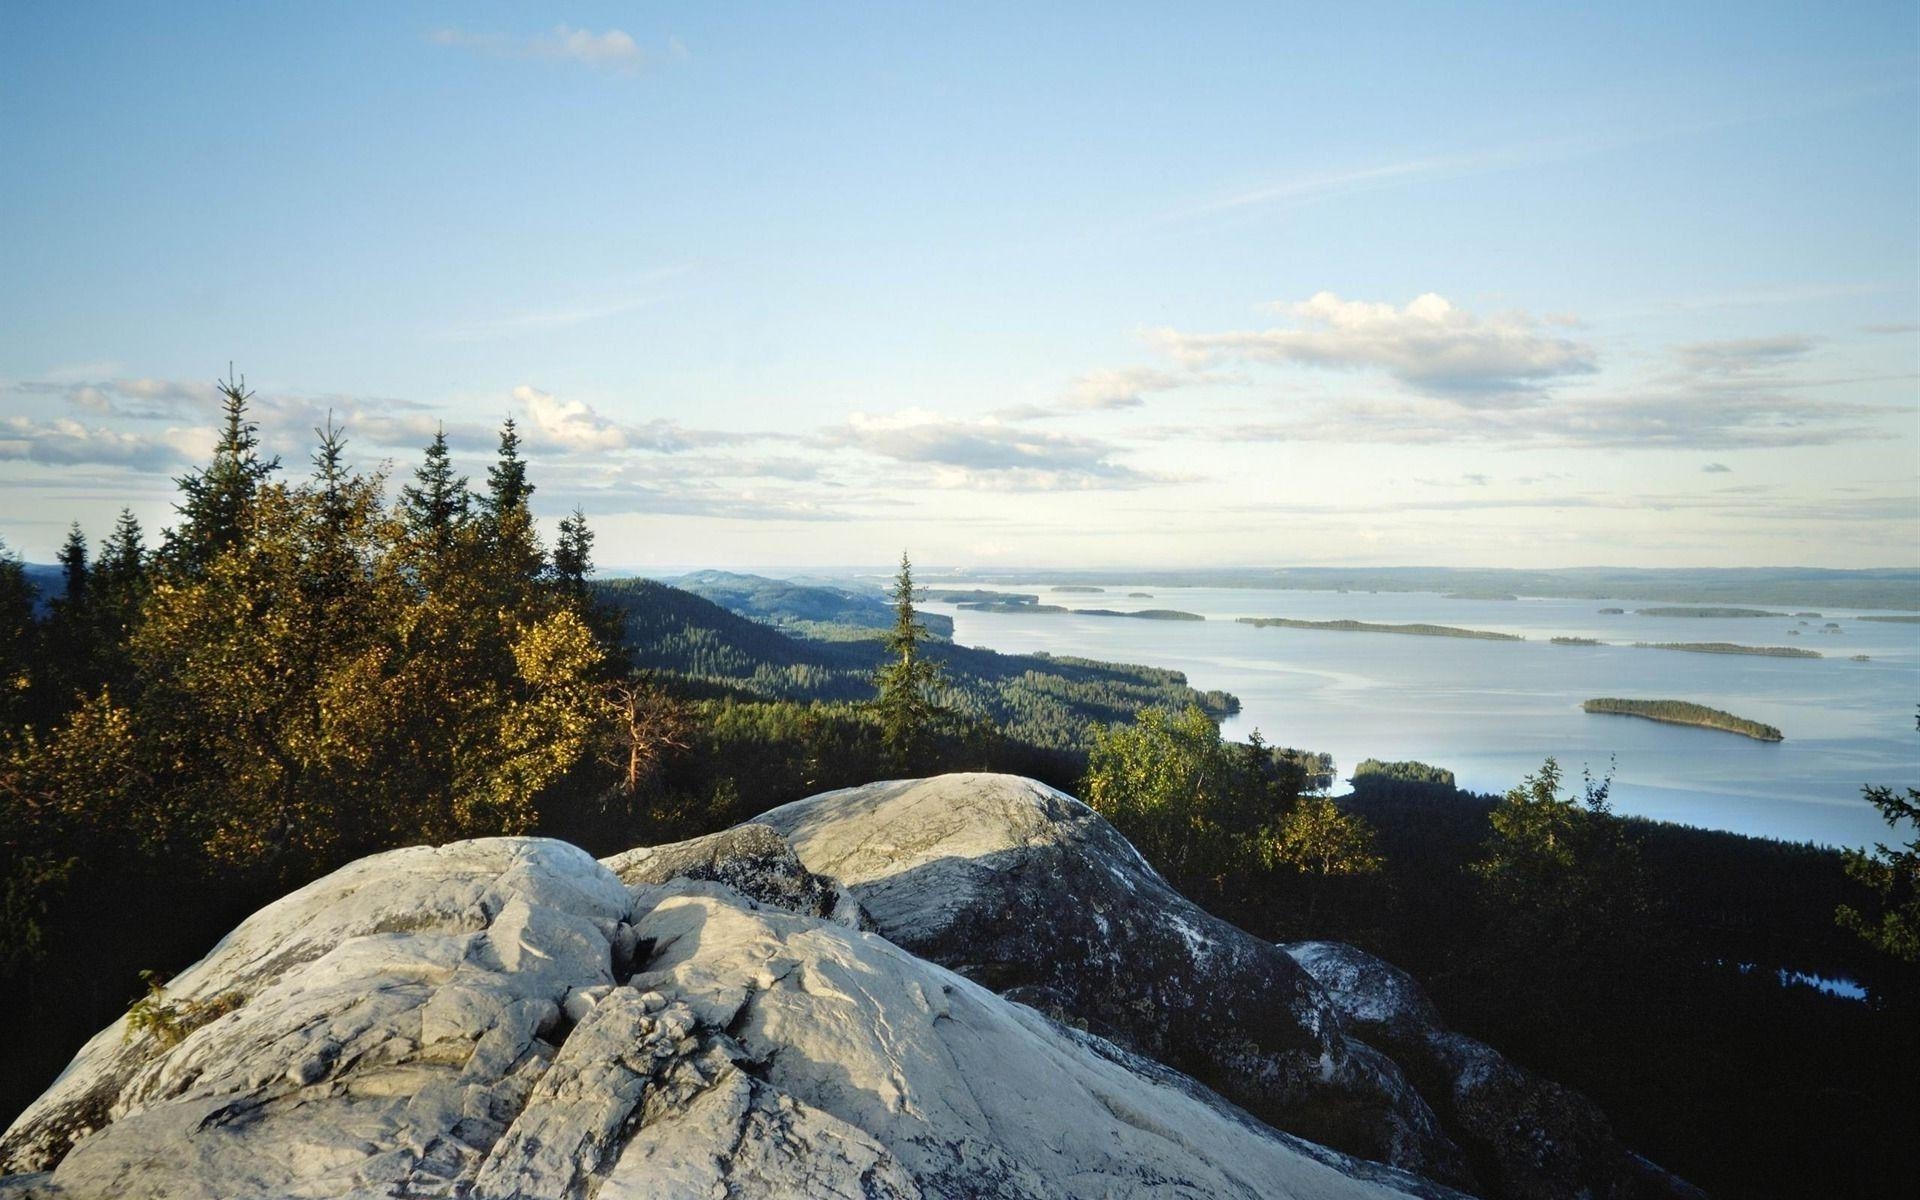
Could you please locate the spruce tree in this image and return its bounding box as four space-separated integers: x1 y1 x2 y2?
553 507 595 594
873 551 942 771
165 370 279 573
56 524 88 612
398 426 470 552
479 418 543 585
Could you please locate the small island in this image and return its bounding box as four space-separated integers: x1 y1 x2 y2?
1052 585 1106 594
1238 617 1522 641
960 600 1068 613
925 589 1040 605
1860 614 1920 624
1076 608 1205 621
1634 641 1822 659
1127 592 1154 598
1636 606 1786 618
1444 590 1518 601
1598 607 1626 614
1551 636 1602 646
1583 698 1783 742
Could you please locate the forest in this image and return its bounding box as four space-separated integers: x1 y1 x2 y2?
0 383 1915 1199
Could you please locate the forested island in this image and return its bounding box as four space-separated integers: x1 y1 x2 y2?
1552 636 1603 645
1861 614 1920 624
1076 608 1205 621
1238 616 1523 641
1582 698 1784 742
1636 606 1786 618
1634 641 1822 659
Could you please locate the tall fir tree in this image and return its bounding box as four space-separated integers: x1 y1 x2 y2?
873 551 943 770
398 426 470 552
553 507 595 594
479 418 544 586
164 370 279 573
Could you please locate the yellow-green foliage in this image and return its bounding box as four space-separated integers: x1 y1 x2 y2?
124 971 245 1048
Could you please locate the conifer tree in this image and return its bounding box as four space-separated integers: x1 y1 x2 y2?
873 551 943 770
55 524 88 612
554 507 595 594
398 426 470 552
164 370 279 573
479 418 543 585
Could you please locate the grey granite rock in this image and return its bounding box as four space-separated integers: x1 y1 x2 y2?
755 772 1474 1188
0 833 1464 1200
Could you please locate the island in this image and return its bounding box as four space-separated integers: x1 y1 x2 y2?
1633 641 1822 659
1598 607 1626 614
1551 636 1602 646
1075 608 1205 621
925 589 1041 605
1052 585 1106 593
1860 614 1920 624
1582 697 1783 742
1128 592 1154 598
1238 617 1522 641
1635 606 1786 618
960 600 1068 613
1444 591 1518 601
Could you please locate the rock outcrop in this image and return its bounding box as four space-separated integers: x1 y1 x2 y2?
1283 942 1706 1200
756 773 1473 1187
0 830 1460 1199
758 773 1698 1200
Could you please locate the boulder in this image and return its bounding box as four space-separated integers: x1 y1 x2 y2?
1 835 1464 1199
1284 941 1704 1200
602 822 868 928
755 773 1473 1188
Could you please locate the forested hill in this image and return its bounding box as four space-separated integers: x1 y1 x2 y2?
593 577 1235 752
667 569 955 639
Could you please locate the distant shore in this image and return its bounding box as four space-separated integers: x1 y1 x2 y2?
1238 617 1522 641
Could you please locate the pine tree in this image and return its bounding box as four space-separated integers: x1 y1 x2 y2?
553 508 595 594
96 509 146 590
479 418 543 585
873 551 943 771
483 417 533 517
164 369 279 573
398 426 470 552
55 524 88 612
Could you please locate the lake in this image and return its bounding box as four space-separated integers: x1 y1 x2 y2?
919 584 1920 850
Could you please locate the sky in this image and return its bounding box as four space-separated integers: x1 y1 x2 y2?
1 2 1916 572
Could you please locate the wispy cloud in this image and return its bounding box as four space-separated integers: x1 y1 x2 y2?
511 384 757 455
1151 292 1598 398
1673 335 1816 374
1702 462 1732 473
1185 384 1892 451
820 411 1170 491
428 25 684 75
994 366 1213 422
0 417 201 471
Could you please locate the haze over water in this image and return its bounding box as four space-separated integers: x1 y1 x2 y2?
922 585 1920 850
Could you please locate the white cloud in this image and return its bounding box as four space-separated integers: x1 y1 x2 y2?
514 384 628 452
0 417 201 470
1673 335 1816 374
429 25 674 74
821 411 1167 491
1151 292 1597 398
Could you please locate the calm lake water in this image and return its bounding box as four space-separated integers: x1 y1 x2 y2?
920 584 1920 850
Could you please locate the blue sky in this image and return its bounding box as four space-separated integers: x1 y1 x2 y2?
2 2 1915 569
